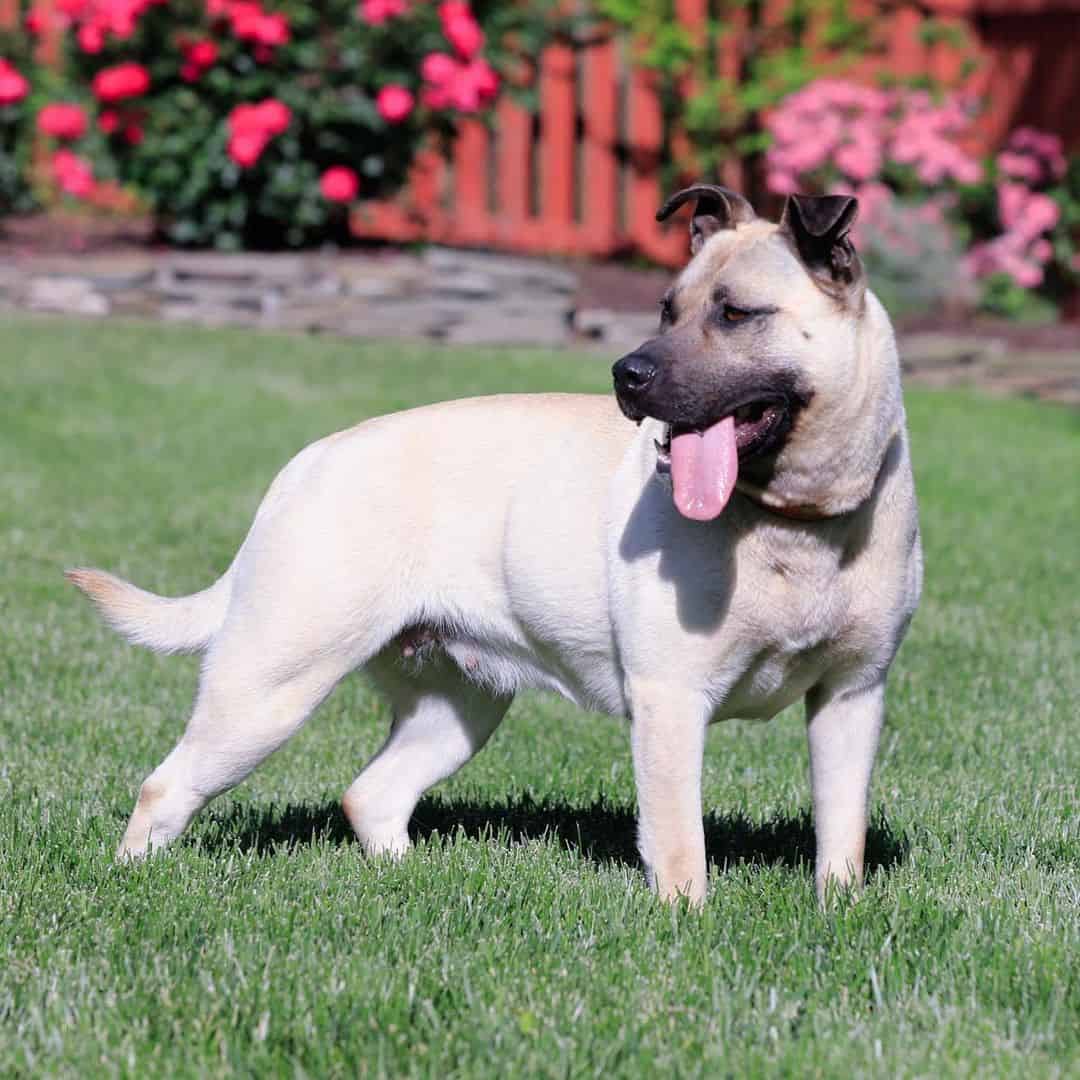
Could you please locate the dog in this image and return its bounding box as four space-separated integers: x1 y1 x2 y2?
68 186 921 905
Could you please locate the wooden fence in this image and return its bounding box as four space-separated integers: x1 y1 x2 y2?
349 32 690 266
349 0 1080 266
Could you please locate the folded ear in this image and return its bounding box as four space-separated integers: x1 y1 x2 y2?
780 194 862 296
656 184 756 255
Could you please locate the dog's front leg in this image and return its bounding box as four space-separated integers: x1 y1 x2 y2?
628 682 710 905
805 680 885 902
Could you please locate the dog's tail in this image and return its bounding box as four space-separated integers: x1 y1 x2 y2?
65 564 234 654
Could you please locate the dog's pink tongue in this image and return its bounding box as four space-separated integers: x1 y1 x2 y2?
670 416 739 521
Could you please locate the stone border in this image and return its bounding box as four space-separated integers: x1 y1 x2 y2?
1 247 1077 404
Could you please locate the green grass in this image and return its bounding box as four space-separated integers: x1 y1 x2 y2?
1 315 1077 1078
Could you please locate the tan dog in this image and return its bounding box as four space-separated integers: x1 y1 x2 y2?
69 187 921 905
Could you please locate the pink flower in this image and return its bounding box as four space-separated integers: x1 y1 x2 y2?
1030 238 1053 263
997 182 1029 231
98 109 119 133
253 99 290 134
226 98 291 166
376 84 414 123
1018 192 1060 235
124 122 143 145
0 61 30 106
835 139 881 182
996 150 1042 184
188 39 218 68
949 155 982 186
1004 257 1043 288
425 56 499 112
421 51 457 86
225 3 290 47
1007 126 1066 179
252 12 289 46
51 149 95 197
92 62 150 102
77 22 105 53
999 127 1066 186
181 38 218 81
228 130 268 167
37 103 88 140
320 165 359 202
766 170 799 195
462 58 497 101
231 99 290 135
440 1 483 59
358 0 408 23
228 0 260 34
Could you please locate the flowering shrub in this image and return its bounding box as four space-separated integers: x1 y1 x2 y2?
765 79 1078 317
19 0 547 248
765 79 982 217
957 128 1080 317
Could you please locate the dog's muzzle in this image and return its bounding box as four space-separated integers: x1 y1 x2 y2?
612 349 658 422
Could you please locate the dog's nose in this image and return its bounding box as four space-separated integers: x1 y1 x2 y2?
612 351 658 394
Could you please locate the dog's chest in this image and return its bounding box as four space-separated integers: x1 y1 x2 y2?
711 550 852 720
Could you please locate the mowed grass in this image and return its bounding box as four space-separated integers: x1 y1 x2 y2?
1 314 1077 1078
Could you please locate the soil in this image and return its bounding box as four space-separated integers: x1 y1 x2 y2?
0 211 157 255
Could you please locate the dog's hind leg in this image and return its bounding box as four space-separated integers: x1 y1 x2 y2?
117 630 366 859
342 660 512 857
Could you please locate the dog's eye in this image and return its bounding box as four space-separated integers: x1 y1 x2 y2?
722 305 751 324
659 297 675 327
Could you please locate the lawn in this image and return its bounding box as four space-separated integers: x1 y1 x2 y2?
1 315 1077 1078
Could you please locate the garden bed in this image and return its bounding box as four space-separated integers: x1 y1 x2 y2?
2 231 1078 403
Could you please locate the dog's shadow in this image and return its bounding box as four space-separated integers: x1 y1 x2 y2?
204 794 908 879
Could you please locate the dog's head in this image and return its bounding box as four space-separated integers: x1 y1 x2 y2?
613 185 898 521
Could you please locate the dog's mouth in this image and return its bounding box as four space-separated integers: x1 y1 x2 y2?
654 399 787 472
652 398 789 521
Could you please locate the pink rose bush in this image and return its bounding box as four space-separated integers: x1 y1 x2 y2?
12 0 522 247
766 79 1078 316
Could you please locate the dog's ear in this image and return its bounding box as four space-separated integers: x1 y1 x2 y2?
780 194 862 296
656 184 756 255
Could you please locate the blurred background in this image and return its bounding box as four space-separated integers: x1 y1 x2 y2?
1 1 1079 343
